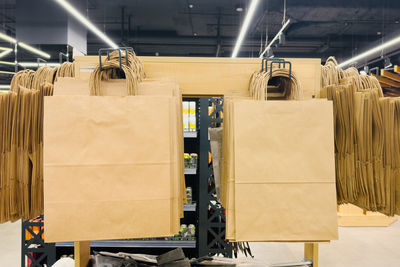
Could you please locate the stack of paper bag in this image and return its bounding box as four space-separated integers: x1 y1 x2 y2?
45 78 184 242
0 84 53 223
222 97 339 242
322 70 400 216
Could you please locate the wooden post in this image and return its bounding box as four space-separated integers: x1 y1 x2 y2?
74 241 90 267
304 243 318 267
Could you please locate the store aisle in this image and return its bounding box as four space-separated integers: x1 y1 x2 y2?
0 220 21 267
243 218 400 267
1 218 399 267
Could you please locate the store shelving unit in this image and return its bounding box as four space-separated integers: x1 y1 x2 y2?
184 168 196 175
55 240 196 248
197 97 232 257
21 216 56 267
184 131 197 138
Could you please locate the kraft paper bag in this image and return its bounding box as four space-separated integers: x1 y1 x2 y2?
231 100 338 241
53 78 185 222
106 79 186 220
44 96 178 242
209 127 223 201
138 80 186 210
53 77 89 96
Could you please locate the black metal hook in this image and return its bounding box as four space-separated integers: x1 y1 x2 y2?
369 66 379 77
98 47 134 71
261 58 292 80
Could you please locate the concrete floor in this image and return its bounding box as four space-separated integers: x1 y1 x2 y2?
2 219 400 267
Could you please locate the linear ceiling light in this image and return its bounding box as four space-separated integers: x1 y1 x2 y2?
0 61 61 68
338 35 400 68
18 42 51 59
0 48 12 58
0 70 15 75
54 0 118 49
0 60 15 66
0 85 10 90
0 32 51 59
231 0 260 58
19 62 61 67
0 32 16 43
259 19 291 58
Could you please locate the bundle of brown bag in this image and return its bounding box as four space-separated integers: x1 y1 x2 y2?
321 56 400 216
221 67 339 242
0 62 75 223
44 50 185 242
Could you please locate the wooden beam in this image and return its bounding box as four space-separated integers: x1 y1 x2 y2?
371 73 391 87
75 241 90 267
381 69 400 83
376 76 400 88
304 243 319 267
394 65 400 74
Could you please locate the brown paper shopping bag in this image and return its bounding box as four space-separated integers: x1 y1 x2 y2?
53 77 89 96
230 99 338 241
138 80 186 220
52 77 185 222
44 95 178 242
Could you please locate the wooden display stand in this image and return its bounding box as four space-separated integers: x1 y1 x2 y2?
71 56 323 267
74 242 320 267
338 204 398 227
74 241 90 267
74 56 322 98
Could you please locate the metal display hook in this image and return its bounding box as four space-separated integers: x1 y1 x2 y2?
59 45 70 64
36 58 47 67
261 57 285 72
59 52 69 64
261 58 292 80
369 66 379 77
98 47 134 71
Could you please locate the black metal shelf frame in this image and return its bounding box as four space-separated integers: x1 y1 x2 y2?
21 216 56 267
197 97 232 257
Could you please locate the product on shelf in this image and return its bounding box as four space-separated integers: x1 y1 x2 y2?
188 224 196 237
183 101 189 131
184 153 191 168
186 187 192 204
184 153 198 169
172 224 195 240
190 153 198 168
189 101 196 132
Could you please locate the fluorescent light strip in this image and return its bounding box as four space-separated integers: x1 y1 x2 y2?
259 19 291 58
19 62 61 67
231 0 260 58
0 32 16 43
0 70 15 75
0 49 12 58
338 35 400 68
54 0 118 49
0 61 60 68
0 32 51 59
18 42 51 59
0 60 16 66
